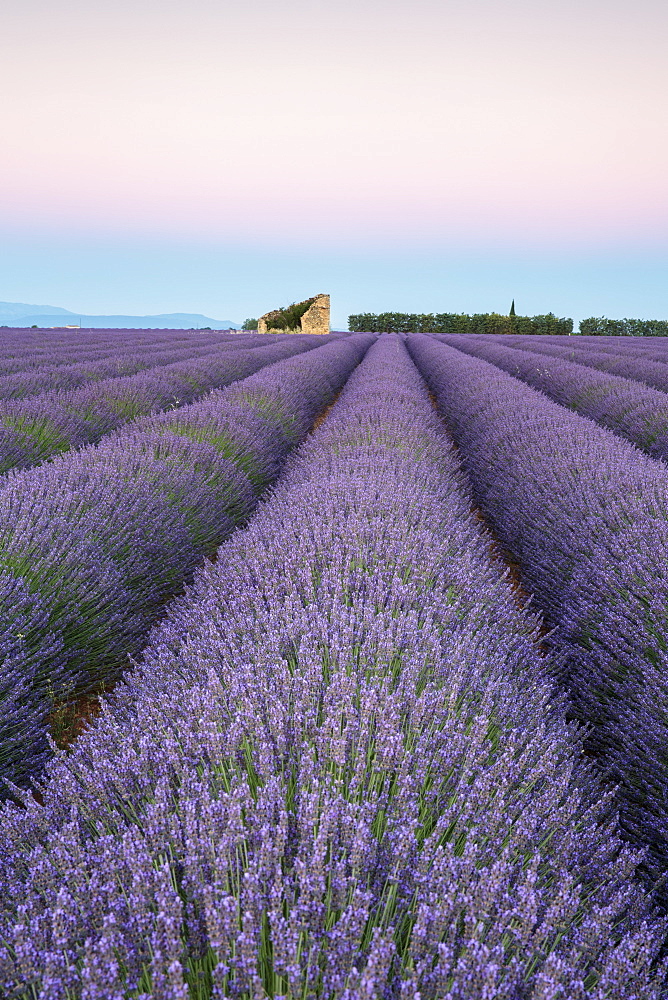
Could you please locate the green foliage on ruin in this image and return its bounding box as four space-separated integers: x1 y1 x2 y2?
264 298 317 332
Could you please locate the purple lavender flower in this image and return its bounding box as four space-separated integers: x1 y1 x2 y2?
436 334 668 462
408 332 668 905
1 336 662 997
0 336 317 475
0 334 372 794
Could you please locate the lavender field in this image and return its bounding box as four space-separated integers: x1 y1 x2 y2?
3 327 668 997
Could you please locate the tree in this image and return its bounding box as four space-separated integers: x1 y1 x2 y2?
509 300 516 316
241 318 258 330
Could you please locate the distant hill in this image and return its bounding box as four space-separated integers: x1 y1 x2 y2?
0 301 73 320
0 301 241 330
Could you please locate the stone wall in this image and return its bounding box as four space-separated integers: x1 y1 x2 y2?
300 294 330 336
256 312 280 334
257 294 330 335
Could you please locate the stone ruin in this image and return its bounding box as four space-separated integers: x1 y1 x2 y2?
257 294 330 335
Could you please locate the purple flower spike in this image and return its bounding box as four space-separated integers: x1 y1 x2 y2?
0 334 373 793
1 335 663 997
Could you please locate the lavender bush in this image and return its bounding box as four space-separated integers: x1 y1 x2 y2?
0 334 372 793
0 331 245 375
437 335 668 462
0 342 240 399
536 336 668 363
0 335 663 997
0 574 61 795
497 334 668 392
408 333 668 903
0 338 317 475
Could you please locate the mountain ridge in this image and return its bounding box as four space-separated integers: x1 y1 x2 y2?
0 301 241 329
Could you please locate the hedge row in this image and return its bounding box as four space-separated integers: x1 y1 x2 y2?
348 312 573 335
578 317 668 337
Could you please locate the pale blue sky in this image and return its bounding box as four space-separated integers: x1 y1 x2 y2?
2 235 666 330
2 0 667 327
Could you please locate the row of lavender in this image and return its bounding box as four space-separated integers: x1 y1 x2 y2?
497 334 668 392
436 335 668 462
0 337 261 399
1 336 663 998
535 335 668 364
0 334 372 795
0 336 318 475
0 330 241 374
408 334 668 908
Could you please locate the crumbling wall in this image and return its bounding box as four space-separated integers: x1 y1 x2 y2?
300 294 330 336
257 312 279 334
257 294 330 335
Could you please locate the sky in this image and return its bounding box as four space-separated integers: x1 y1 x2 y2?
1 0 667 329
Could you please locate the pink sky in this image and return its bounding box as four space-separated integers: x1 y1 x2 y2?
2 0 667 251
